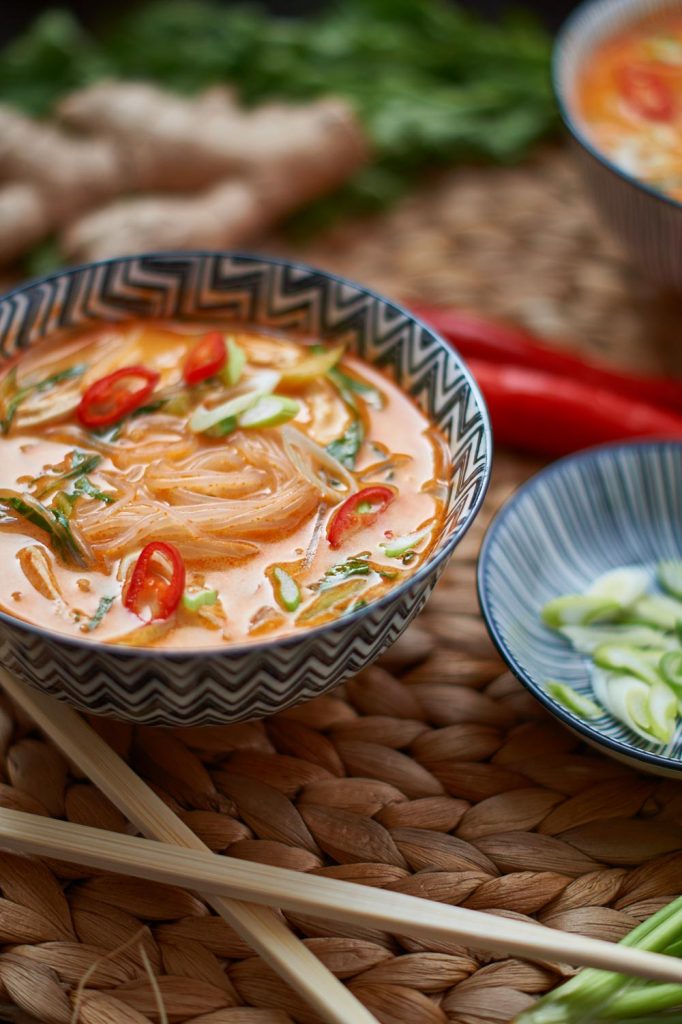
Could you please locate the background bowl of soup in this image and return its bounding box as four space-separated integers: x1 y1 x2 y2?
553 0 682 291
0 252 491 726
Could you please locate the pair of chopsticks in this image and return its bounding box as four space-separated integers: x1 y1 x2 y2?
2 671 682 1024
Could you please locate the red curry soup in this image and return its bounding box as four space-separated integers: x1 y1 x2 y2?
577 8 682 202
0 322 451 647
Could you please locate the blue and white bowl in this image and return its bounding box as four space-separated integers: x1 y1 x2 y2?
478 441 682 777
0 252 491 726
553 0 682 290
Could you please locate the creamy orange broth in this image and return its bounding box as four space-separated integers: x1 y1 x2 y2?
577 9 682 201
0 321 450 647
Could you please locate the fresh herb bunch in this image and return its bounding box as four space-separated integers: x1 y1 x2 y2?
0 0 558 222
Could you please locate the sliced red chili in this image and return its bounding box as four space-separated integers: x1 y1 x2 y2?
327 485 395 549
183 332 226 387
123 541 186 621
618 64 675 121
77 366 160 428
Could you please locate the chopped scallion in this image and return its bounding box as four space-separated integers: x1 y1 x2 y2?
223 336 246 387
545 680 602 720
270 567 301 612
182 588 218 612
380 527 430 559
658 560 682 601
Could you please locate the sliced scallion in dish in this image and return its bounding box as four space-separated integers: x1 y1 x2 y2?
545 680 602 720
658 559 682 600
542 561 682 745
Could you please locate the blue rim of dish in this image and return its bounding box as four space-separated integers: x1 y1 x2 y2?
0 250 493 660
552 0 682 215
477 438 682 773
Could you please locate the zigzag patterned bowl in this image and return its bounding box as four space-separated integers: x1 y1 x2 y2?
0 252 491 725
478 440 682 777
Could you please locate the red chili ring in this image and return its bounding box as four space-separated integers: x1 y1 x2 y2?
77 365 160 428
327 485 395 550
183 332 227 387
123 541 186 622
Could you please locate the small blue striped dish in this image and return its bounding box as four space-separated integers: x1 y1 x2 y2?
553 0 682 291
478 441 682 776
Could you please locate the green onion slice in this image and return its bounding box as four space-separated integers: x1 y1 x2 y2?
545 680 602 720
238 395 300 429
270 566 301 612
380 527 431 559
223 337 246 387
627 593 682 631
658 560 682 601
593 644 667 686
660 650 682 691
541 594 621 628
182 588 219 612
586 566 651 607
560 623 677 654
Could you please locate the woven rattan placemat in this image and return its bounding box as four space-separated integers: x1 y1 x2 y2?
0 146 681 1024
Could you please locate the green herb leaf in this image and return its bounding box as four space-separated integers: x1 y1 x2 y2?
35 450 102 498
319 556 398 589
322 557 372 586
328 366 383 411
326 419 364 470
86 595 115 631
0 493 87 566
73 476 115 504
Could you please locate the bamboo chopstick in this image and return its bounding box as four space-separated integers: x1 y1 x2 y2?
3 671 679 983
0 804 681 985
0 671 379 1024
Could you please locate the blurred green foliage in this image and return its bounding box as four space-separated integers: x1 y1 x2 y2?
0 0 558 225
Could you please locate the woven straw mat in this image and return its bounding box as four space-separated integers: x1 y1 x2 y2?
0 146 681 1024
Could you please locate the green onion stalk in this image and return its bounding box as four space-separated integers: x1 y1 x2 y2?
516 895 682 1023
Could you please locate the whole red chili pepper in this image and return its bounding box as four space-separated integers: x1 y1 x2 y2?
411 304 682 414
327 485 395 549
77 366 160 428
123 541 186 621
469 359 682 457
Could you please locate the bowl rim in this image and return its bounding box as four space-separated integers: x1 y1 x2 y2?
477 438 682 773
552 0 682 215
0 249 492 660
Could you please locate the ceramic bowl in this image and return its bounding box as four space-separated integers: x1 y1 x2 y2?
553 0 682 290
478 440 682 777
0 251 491 726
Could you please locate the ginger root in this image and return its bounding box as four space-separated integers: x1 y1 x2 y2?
0 104 123 226
0 184 51 264
0 82 368 266
57 82 368 196
61 85 368 263
61 181 267 262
